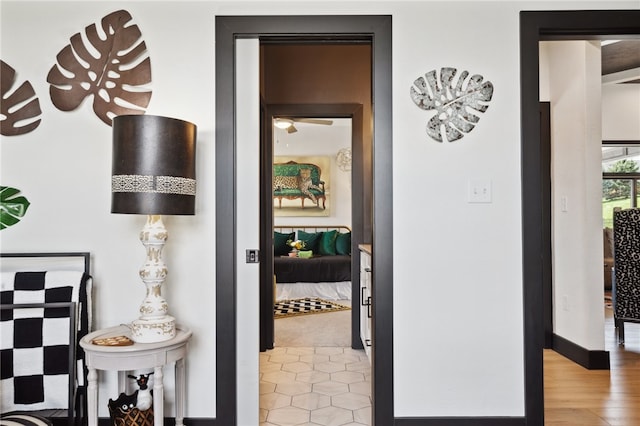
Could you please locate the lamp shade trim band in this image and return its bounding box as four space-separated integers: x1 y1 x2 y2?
112 174 196 196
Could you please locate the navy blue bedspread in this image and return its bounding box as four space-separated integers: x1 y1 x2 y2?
274 255 351 283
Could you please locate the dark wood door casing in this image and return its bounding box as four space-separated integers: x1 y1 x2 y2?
216 15 393 426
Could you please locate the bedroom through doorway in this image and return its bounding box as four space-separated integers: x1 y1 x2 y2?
258 41 373 353
258 40 373 424
272 117 354 348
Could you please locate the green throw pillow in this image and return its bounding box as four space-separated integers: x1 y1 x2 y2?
298 230 322 252
274 231 294 256
335 232 351 255
318 230 338 255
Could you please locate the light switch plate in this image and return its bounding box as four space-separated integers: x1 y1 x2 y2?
468 179 492 203
560 196 568 212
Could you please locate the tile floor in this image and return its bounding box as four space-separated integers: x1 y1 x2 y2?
260 346 371 426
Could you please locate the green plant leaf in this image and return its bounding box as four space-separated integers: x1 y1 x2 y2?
0 186 31 230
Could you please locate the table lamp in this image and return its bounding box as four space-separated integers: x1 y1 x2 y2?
111 114 196 343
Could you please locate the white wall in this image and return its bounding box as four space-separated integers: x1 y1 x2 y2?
602 84 640 140
2 0 638 421
540 41 606 350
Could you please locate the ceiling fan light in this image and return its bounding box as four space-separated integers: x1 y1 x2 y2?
274 119 293 129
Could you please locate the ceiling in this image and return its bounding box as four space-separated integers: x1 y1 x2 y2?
601 40 640 84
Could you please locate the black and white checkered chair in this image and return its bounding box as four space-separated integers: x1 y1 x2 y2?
1 253 92 426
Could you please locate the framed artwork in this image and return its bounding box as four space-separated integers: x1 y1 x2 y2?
273 155 331 217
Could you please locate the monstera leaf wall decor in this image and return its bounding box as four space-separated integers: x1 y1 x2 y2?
0 186 31 230
410 67 494 143
1 60 42 136
47 9 152 126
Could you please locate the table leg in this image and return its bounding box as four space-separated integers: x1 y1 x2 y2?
118 370 128 394
87 367 98 426
153 366 164 426
175 358 186 426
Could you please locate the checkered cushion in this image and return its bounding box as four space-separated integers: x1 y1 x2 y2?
0 271 89 412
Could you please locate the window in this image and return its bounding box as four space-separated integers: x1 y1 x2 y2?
602 142 640 228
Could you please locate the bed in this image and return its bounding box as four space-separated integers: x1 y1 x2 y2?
273 225 352 301
0 252 92 423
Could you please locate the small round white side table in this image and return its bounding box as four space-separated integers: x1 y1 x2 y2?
79 324 192 426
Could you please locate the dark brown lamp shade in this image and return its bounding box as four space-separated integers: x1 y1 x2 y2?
111 115 197 215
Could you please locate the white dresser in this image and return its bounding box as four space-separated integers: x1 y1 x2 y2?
359 244 372 363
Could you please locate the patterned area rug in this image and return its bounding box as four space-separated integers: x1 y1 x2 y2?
274 297 350 319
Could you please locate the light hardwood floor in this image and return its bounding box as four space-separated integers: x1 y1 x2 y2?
544 308 640 425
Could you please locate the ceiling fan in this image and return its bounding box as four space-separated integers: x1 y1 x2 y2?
274 117 333 134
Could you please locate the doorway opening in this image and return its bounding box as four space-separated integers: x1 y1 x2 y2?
258 42 373 426
260 101 367 352
260 103 370 422
215 15 393 426
271 116 354 348
539 40 611 369
258 40 371 350
520 9 640 425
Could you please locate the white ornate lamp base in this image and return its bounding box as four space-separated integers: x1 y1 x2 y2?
132 315 176 343
130 215 176 344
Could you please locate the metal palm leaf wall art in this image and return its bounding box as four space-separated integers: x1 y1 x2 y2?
1 9 152 231
1 61 42 136
1 9 152 133
411 67 494 143
47 9 152 125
